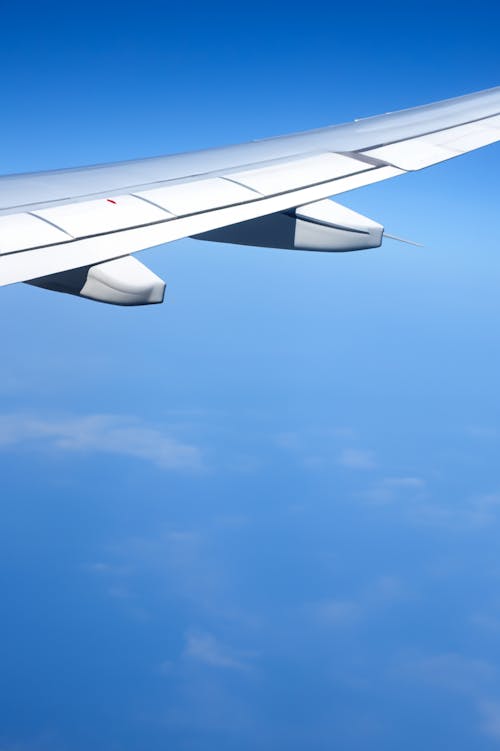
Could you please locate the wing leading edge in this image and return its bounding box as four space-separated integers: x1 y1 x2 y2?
1 86 500 304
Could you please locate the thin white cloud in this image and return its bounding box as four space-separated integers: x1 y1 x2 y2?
479 700 500 739
467 426 499 439
312 599 361 626
404 653 496 694
0 413 201 470
274 431 301 450
407 492 500 530
274 427 361 471
470 493 500 526
89 529 236 619
471 613 500 632
183 631 255 671
337 448 377 470
310 575 404 628
274 427 357 453
364 476 426 503
383 477 425 489
83 562 114 574
0 733 59 751
400 652 500 741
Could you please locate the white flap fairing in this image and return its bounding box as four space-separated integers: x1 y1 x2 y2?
27 255 165 306
194 199 383 252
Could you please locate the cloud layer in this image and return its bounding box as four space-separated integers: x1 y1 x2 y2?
0 413 201 470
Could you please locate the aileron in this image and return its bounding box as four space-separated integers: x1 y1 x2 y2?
227 152 371 195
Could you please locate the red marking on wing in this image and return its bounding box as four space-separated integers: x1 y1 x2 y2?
107 199 117 204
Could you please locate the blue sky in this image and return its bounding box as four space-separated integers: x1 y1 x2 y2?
2 1 500 749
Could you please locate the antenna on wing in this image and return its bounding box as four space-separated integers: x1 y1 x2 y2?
384 233 424 248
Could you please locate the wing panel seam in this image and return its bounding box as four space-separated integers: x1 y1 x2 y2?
0 165 380 257
27 211 74 239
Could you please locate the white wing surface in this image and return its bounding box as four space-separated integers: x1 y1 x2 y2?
1 86 500 304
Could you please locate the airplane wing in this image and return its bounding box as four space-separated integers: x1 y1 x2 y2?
1 86 500 305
